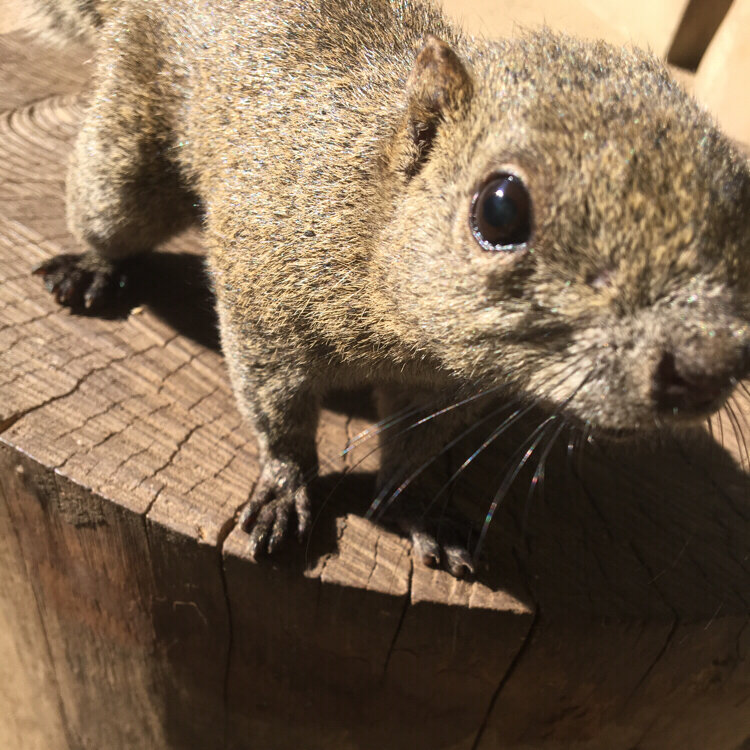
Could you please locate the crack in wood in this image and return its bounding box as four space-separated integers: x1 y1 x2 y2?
469 609 540 750
627 540 680 618
364 533 380 588
214 481 254 750
52 394 127 443
187 444 242 500
0 411 25 434
218 550 234 750
464 544 541 748
53 401 153 472
629 716 662 749
140 412 221 518
0 306 57 336
380 553 412 678
624 617 679 706
735 616 750 665
0 354 131 442
155 350 201 397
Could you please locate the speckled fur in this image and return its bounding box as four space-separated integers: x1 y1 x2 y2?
33 0 750 570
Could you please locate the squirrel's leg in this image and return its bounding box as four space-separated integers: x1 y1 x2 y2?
34 32 198 310
375 385 477 578
220 323 320 555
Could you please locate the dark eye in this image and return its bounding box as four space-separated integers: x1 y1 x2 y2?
470 173 532 251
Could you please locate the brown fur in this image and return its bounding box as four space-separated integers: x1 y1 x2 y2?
32 0 750 573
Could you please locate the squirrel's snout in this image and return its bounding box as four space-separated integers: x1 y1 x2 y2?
652 345 749 416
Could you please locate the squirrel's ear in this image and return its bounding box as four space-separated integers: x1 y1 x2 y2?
402 36 473 176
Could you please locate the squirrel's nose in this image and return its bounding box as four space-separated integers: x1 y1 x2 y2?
652 348 749 414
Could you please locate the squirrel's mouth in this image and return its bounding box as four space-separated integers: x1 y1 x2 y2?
581 391 735 441
590 425 640 441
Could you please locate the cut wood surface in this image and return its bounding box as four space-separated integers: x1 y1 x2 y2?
0 17 749 750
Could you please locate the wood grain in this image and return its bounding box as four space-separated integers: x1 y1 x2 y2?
0 21 748 750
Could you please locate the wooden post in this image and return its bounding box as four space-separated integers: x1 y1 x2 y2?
0 28 748 750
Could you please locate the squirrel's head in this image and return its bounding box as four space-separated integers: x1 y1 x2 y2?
379 31 750 434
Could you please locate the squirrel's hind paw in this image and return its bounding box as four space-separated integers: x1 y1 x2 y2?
33 253 126 311
239 464 311 557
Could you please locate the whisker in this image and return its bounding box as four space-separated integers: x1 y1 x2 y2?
722 403 741 463
310 384 531 556
730 393 750 430
342 384 509 456
473 415 558 564
565 423 581 479
309 346 597 564
724 399 750 470
706 415 715 443
723 401 745 464
342 388 517 484
317 335 598 472
578 421 593 472
521 358 594 508
412 401 539 522
717 408 726 450
735 396 750 468
342 400 435 456
522 419 566 532
473 368 594 563
370 352 595 522
368 401 523 521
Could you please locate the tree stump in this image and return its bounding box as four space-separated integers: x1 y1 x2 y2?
0 27 748 750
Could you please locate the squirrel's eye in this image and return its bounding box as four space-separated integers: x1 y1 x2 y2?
470 173 532 251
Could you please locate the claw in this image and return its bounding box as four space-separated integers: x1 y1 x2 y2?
444 545 475 579
84 271 113 309
411 529 442 568
294 486 311 540
238 500 261 534
32 252 124 312
390 505 477 579
239 464 312 558
248 503 275 555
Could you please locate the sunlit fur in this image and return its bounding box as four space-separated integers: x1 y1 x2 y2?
30 0 750 569
378 35 750 432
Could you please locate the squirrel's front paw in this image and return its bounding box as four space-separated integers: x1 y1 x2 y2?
239 462 312 557
380 503 477 579
405 516 476 579
32 253 126 311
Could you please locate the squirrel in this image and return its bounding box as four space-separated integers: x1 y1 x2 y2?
30 0 750 577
